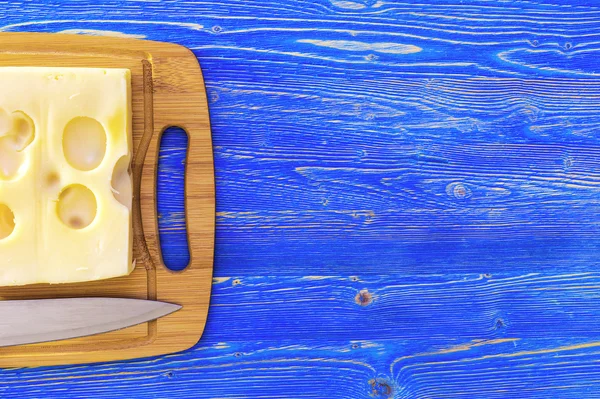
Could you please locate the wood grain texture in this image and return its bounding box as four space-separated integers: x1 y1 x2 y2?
206 273 600 340
0 33 215 366
1 0 600 397
4 337 600 398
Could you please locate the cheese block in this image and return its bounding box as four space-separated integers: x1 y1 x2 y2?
0 67 133 285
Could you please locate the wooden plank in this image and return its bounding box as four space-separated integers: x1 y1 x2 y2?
3 337 600 398
3 1 599 78
205 273 600 340
205 72 600 275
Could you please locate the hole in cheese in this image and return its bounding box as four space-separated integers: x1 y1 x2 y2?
111 155 132 210
11 111 35 151
63 117 107 171
0 136 24 180
57 184 97 230
0 204 15 239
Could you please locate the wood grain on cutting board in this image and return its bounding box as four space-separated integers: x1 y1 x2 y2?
0 33 214 367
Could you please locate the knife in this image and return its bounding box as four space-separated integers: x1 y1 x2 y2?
0 297 181 347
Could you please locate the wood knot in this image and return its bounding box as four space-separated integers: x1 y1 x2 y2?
495 318 506 330
564 156 573 169
452 184 469 199
355 289 373 306
446 182 472 200
369 378 393 398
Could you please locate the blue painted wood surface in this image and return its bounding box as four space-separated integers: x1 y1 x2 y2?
3 1 600 397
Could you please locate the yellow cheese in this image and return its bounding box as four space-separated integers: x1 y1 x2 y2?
0 67 133 285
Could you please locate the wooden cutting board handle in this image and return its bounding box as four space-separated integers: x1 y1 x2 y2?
137 53 214 282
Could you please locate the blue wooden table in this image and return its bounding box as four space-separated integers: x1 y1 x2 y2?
3 1 600 397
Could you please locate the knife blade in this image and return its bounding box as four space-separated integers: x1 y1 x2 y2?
0 297 181 347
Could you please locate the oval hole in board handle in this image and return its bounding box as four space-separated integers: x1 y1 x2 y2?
157 126 191 271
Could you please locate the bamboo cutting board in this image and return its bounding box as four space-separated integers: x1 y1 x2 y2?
0 33 214 367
